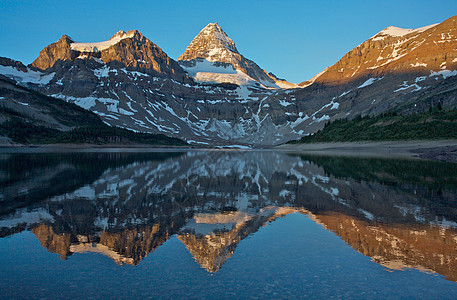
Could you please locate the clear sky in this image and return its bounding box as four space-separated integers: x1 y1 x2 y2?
1 0 456 83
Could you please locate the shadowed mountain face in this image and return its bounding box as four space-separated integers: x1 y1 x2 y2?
1 151 456 280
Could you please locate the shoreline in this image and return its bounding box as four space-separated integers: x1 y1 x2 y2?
1 140 456 163
276 140 457 163
0 143 196 153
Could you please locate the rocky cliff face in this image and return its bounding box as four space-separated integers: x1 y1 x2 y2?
178 23 295 88
31 35 74 71
32 224 73 259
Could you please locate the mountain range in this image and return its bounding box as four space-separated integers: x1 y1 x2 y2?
0 15 456 146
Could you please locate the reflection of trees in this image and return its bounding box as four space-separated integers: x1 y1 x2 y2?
299 154 457 193
298 154 457 223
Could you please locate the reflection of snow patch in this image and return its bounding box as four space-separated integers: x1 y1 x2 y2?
0 209 53 228
358 208 374 220
279 190 291 197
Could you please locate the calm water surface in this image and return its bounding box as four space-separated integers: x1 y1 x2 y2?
1 150 457 298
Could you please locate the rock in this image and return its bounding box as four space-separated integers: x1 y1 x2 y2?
31 35 74 70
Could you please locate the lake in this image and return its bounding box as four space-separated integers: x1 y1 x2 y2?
1 150 457 298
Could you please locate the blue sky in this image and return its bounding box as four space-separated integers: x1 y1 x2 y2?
1 0 456 83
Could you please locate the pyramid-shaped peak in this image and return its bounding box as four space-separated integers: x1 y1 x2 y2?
178 22 239 62
198 22 237 51
178 23 294 87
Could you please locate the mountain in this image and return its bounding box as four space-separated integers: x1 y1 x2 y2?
0 16 456 146
268 15 457 136
178 23 296 89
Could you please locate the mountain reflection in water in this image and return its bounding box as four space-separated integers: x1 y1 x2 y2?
1 151 456 281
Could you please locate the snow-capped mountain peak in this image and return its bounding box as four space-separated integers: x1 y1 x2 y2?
179 22 239 63
178 22 295 88
200 22 238 54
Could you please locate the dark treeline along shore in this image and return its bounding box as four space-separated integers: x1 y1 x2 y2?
291 107 457 143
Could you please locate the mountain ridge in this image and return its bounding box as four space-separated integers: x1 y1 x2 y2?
31 29 192 83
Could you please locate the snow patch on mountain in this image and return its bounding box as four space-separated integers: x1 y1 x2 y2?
372 24 438 41
394 81 422 93
411 62 428 68
182 59 258 85
71 30 135 52
300 67 329 88
430 69 457 79
0 65 55 85
275 81 299 89
182 59 237 76
358 77 383 88
279 100 293 107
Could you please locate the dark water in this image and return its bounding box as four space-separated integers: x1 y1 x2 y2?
1 150 457 299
